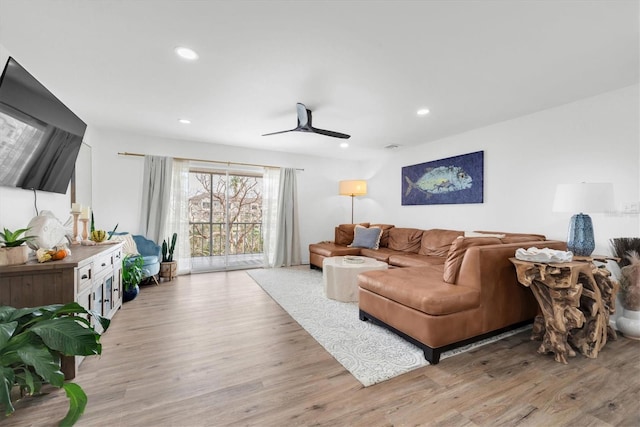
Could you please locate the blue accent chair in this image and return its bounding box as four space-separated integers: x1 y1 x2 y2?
114 232 161 285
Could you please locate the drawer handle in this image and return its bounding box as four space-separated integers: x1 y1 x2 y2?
101 263 107 267
81 274 89 280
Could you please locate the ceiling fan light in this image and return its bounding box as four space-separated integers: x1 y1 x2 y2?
340 142 349 148
175 46 199 60
178 118 191 124
417 108 430 116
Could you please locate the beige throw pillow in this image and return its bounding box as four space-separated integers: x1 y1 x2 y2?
111 233 140 256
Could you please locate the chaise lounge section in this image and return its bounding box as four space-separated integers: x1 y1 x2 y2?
309 223 566 363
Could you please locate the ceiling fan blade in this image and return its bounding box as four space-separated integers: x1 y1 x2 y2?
262 129 295 136
296 103 310 127
311 127 351 139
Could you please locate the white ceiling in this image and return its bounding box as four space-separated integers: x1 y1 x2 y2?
0 0 638 160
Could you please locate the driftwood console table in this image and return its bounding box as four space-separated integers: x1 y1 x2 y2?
510 256 618 364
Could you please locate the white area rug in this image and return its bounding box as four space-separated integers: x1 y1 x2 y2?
247 266 530 387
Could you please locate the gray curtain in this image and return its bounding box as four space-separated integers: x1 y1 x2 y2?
139 155 173 242
273 168 301 267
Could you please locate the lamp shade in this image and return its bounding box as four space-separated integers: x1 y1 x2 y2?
552 183 614 213
339 180 367 196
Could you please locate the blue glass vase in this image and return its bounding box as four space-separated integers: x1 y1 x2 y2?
567 213 595 256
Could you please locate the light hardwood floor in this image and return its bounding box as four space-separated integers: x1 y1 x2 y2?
5 270 640 426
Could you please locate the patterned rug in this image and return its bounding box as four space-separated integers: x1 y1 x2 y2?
246 266 530 387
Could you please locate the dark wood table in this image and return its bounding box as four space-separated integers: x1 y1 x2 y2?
510 256 618 364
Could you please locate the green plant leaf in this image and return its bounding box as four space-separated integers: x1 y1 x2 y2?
0 322 17 349
0 306 16 323
60 382 87 427
16 343 64 387
29 318 103 357
0 365 15 415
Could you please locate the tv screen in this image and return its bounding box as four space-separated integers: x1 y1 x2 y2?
0 57 86 194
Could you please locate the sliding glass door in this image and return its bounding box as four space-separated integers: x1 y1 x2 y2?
188 167 263 272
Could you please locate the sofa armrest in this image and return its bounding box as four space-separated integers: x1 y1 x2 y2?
457 240 567 289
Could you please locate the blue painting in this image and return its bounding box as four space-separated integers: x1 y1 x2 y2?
402 151 484 205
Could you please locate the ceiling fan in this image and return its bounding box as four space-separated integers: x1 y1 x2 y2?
262 103 351 139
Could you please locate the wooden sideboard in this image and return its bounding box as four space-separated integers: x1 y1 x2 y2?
0 243 123 378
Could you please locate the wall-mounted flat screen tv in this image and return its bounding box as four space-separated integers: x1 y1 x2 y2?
0 57 86 194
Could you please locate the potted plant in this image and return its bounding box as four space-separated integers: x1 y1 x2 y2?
160 232 177 281
122 254 144 302
0 227 34 266
610 237 640 339
0 302 110 425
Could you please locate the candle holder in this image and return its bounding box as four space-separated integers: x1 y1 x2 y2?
80 218 89 242
71 211 81 244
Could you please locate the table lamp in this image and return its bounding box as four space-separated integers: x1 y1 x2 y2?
552 182 614 256
339 180 367 224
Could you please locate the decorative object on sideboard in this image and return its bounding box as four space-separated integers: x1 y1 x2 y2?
35 246 69 263
610 237 640 340
339 180 367 224
552 182 614 256
0 302 109 425
160 232 178 280
71 202 82 244
0 227 34 266
402 151 484 206
26 210 73 249
79 206 91 242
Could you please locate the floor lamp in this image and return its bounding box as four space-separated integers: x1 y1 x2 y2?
552 182 614 256
339 180 367 224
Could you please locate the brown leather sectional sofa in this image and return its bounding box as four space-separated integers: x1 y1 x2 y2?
308 223 566 364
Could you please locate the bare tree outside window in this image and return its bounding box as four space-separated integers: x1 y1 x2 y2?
188 171 263 258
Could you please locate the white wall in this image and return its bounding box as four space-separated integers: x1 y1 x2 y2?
88 128 361 263
362 85 639 256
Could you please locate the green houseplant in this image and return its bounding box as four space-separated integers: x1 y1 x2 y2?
122 254 144 302
0 302 110 426
0 228 34 247
160 233 178 280
161 232 177 263
0 227 35 266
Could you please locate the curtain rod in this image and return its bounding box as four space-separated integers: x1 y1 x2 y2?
117 152 304 171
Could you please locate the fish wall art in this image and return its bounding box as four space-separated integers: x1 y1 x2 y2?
402 151 484 205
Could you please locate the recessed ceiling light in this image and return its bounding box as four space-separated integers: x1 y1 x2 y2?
340 142 349 148
178 118 191 124
175 47 199 60
417 108 430 116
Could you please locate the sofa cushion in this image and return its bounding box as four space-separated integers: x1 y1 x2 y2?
419 229 464 256
334 223 370 246
389 253 446 268
359 247 397 262
349 225 383 249
443 236 502 284
358 267 481 315
309 242 361 258
370 224 395 248
388 228 423 253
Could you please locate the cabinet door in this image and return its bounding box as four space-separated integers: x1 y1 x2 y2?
77 288 93 326
92 280 104 333
112 263 122 312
